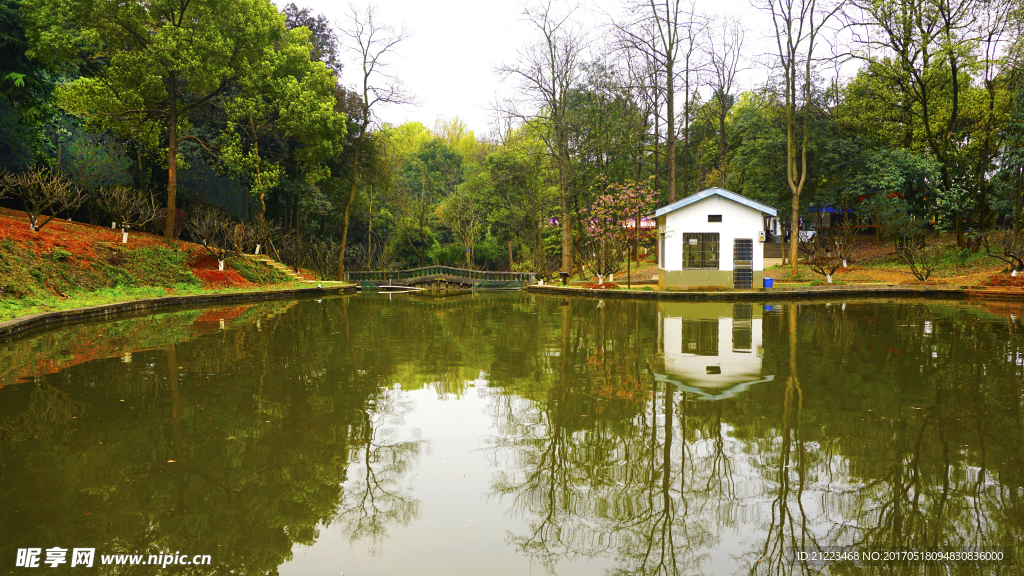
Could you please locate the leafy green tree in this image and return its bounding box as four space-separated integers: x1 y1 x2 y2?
437 175 485 267
484 138 550 273
844 148 942 243
23 0 321 242
0 0 52 169
218 25 346 218
999 84 1024 231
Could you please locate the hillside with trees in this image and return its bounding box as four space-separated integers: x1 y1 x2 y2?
1 0 1022 285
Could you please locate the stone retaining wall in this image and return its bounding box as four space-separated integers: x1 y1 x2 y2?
0 284 356 340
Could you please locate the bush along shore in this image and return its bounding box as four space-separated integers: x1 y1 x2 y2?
0 208 344 322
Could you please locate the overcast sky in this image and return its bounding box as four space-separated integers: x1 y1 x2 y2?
299 0 779 138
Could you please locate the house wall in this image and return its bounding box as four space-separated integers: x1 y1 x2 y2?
657 196 766 289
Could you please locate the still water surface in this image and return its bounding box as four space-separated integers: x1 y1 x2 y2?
1 293 1022 575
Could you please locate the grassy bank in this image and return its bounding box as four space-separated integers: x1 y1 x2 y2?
0 208 306 322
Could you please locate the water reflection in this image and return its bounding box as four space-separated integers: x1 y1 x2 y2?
654 302 772 400
0 296 1022 575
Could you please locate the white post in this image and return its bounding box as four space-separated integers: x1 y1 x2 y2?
112 222 117 229
218 260 225 271
609 273 613 283
255 244 261 255
842 259 847 268
122 230 129 243
826 274 832 283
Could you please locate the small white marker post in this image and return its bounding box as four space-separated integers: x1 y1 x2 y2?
255 244 261 255
218 260 225 271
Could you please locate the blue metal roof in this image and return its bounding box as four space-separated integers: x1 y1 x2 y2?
651 188 778 218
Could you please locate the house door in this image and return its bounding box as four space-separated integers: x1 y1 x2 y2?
734 239 753 289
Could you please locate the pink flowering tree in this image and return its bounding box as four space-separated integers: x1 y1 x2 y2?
582 178 658 286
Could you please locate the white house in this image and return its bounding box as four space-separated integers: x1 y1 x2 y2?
652 302 773 400
652 188 778 290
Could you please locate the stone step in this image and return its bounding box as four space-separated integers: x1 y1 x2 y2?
245 254 311 281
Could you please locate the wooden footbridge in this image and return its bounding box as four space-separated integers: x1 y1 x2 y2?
345 266 536 291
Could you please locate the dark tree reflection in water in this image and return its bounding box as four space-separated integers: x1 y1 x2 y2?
0 295 1022 575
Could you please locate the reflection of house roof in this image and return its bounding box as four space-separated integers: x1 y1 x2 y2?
653 373 775 401
652 188 778 218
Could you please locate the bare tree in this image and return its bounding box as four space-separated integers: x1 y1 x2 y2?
704 15 745 181
0 169 10 203
1 168 85 231
615 1 705 202
497 0 585 274
186 205 236 271
983 231 1024 274
336 3 414 280
758 0 842 277
896 238 945 281
95 185 160 241
798 222 856 282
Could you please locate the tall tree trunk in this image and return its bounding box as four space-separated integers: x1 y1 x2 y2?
164 73 178 243
559 141 571 273
666 57 676 203
366 183 374 268
337 148 360 280
1015 167 1023 233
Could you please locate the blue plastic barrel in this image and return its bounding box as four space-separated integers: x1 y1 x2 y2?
763 278 774 288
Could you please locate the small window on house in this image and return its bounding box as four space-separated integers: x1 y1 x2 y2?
682 233 719 269
708 214 722 222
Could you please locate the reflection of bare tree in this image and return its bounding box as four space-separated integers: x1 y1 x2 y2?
750 304 818 576
489 300 720 575
0 379 86 446
336 388 423 554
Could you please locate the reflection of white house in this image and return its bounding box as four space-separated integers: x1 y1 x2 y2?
653 188 777 290
653 302 773 400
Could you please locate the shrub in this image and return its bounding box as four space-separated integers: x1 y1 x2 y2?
896 240 944 281
46 247 73 261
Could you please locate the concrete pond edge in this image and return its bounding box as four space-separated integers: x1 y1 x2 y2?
526 283 1024 303
0 284 357 340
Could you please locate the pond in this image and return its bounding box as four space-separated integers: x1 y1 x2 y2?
1 293 1022 575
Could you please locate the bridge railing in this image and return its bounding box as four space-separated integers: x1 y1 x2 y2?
345 266 536 285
